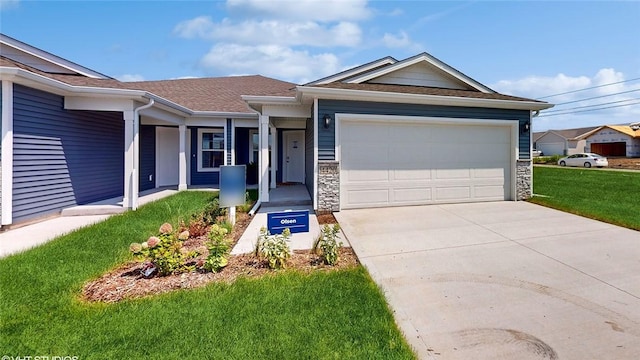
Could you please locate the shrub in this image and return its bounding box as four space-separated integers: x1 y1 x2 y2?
130 223 195 276
203 224 231 273
255 227 291 269
314 224 343 266
203 197 226 225
181 216 208 237
533 155 564 164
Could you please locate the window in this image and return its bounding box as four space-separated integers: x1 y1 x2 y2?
198 128 225 171
249 129 273 168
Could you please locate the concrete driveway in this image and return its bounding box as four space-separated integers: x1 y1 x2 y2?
335 202 640 359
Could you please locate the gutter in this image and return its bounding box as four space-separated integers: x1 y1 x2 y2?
297 85 554 111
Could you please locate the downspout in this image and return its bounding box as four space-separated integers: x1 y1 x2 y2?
243 103 263 216
132 98 154 210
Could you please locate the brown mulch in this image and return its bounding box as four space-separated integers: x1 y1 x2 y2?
607 157 640 170
81 211 356 303
317 213 338 225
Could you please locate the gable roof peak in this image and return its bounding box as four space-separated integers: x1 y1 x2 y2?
345 51 495 93
304 56 397 86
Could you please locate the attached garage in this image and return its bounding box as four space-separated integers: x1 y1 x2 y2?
338 115 516 209
537 142 564 156
590 142 626 157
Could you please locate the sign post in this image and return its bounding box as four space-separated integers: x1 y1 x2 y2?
219 165 246 225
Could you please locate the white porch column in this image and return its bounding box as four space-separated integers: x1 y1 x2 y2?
270 125 277 189
178 124 187 190
123 110 134 208
1 81 14 225
259 115 270 202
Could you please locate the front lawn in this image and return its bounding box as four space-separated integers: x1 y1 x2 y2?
530 166 640 230
0 191 414 359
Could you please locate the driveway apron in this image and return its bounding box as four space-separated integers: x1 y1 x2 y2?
335 202 640 359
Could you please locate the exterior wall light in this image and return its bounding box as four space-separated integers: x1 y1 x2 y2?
323 114 332 129
521 120 530 134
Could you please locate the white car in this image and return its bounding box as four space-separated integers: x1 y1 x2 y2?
558 153 608 168
532 149 543 157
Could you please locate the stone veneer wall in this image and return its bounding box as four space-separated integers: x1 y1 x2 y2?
516 160 532 200
317 161 340 213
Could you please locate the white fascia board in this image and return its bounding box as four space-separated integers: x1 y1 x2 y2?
241 95 300 105
262 103 311 118
346 53 493 93
190 111 258 119
297 86 554 111
1 67 193 116
304 57 397 85
1 34 110 79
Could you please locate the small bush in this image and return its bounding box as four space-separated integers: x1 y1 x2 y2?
255 227 291 269
203 198 226 224
203 224 230 273
181 215 208 237
130 223 195 276
533 155 563 164
314 224 343 266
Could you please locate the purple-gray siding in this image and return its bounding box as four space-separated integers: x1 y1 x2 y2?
12 84 124 222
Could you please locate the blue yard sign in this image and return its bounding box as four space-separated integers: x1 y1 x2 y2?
219 165 246 208
267 210 310 234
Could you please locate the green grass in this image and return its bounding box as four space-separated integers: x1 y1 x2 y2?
530 166 640 230
0 191 414 359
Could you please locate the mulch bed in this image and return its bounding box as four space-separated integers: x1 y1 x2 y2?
81 211 356 303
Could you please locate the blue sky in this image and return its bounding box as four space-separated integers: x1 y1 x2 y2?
1 0 639 131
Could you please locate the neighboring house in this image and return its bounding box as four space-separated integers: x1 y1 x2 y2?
532 126 598 156
0 33 552 227
579 125 640 157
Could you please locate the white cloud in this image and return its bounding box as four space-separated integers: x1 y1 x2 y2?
389 8 404 16
175 18 361 47
173 16 215 39
226 0 371 22
200 44 340 83
117 74 145 82
492 69 640 131
0 0 20 11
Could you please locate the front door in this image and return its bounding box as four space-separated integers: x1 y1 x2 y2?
283 130 305 183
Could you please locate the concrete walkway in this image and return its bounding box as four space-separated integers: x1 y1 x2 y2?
335 202 640 360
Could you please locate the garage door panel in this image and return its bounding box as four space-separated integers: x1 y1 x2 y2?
345 188 390 207
340 119 512 209
393 188 432 203
435 168 471 179
392 169 432 180
474 185 507 199
474 167 506 179
435 186 471 201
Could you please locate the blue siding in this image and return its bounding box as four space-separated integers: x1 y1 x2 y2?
234 127 251 165
189 126 220 185
226 118 232 165
277 130 283 183
318 100 531 160
139 125 156 191
304 116 314 197
12 84 124 222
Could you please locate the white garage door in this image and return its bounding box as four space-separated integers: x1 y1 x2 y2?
340 119 513 209
537 142 564 156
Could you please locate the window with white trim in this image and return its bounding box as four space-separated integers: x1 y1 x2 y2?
197 128 225 171
249 129 273 167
